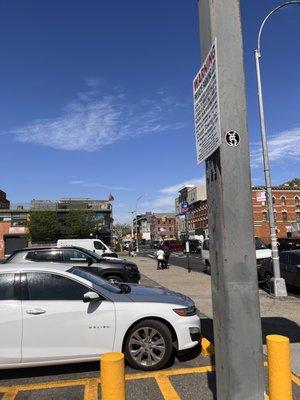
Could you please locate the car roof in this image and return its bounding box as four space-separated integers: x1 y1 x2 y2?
12 246 90 253
281 249 300 255
0 262 71 274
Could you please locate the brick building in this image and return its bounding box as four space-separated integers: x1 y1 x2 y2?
152 213 177 240
0 195 114 259
252 186 300 242
176 186 300 243
175 185 207 240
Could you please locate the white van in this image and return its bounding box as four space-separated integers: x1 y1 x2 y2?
202 237 271 273
57 239 117 258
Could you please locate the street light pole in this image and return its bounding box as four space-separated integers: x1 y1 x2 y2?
134 194 146 253
254 1 300 297
184 213 191 272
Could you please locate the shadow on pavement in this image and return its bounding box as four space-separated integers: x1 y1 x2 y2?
201 316 300 345
261 317 300 344
0 361 99 382
199 316 300 400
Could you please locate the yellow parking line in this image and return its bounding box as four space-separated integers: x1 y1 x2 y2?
0 377 88 392
84 378 99 400
155 374 180 400
0 363 298 400
292 372 300 386
2 387 19 400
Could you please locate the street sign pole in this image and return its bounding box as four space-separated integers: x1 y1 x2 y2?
197 1 264 399
185 213 191 272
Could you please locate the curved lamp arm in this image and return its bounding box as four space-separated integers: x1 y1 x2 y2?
257 1 300 55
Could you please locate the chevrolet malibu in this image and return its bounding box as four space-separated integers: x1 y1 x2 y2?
0 263 201 371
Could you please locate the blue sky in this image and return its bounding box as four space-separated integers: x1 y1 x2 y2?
0 0 299 223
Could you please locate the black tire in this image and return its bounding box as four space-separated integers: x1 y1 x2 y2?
124 319 173 371
264 272 273 291
105 275 124 284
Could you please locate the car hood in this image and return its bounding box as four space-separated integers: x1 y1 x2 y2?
125 284 194 306
98 258 137 268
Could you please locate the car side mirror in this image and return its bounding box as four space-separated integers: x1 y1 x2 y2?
87 256 94 266
83 291 100 303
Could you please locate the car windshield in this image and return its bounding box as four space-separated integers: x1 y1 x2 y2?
68 267 121 294
255 237 268 250
74 247 103 260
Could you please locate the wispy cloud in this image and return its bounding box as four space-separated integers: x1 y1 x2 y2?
160 177 206 195
134 176 206 214
251 127 300 168
68 180 134 192
8 83 187 152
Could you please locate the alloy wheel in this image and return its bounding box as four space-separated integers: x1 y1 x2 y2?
128 327 166 367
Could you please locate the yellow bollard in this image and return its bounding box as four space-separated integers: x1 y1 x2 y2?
266 335 292 400
101 352 126 400
201 337 214 357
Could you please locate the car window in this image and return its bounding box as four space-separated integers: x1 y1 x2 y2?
290 253 300 266
255 238 268 250
62 249 88 262
26 272 89 300
0 273 15 300
69 267 121 294
279 253 289 264
94 241 106 250
26 250 62 262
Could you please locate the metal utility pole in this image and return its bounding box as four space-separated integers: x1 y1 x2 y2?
197 1 264 399
184 213 191 272
254 1 299 296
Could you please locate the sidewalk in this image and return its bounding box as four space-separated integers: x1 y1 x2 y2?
134 255 300 377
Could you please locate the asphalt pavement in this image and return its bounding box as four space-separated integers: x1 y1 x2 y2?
137 248 206 272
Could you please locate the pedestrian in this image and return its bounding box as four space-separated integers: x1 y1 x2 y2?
163 245 170 269
128 242 133 257
156 248 165 270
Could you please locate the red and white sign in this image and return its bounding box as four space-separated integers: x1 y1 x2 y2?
193 38 221 164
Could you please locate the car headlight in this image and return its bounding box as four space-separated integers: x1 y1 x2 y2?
173 306 197 317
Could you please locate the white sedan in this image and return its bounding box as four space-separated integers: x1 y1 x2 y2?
0 263 201 371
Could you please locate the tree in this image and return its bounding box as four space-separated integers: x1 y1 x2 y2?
64 210 97 238
281 178 300 188
113 223 132 239
28 211 61 242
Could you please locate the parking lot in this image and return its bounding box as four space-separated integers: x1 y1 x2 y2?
0 255 299 399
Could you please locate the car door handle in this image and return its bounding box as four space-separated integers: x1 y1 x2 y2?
26 308 46 315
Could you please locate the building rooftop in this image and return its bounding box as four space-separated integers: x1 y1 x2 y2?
252 186 299 191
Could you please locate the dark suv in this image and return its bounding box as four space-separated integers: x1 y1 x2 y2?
4 246 140 284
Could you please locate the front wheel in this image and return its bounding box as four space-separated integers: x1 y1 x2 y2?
124 320 172 371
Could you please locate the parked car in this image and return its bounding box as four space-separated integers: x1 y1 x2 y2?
57 239 118 258
275 238 300 252
201 239 210 273
0 263 201 371
161 240 183 252
259 250 300 290
201 237 272 274
4 246 140 284
184 239 202 254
